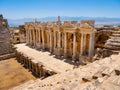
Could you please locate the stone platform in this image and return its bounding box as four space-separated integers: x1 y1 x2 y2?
15 44 74 74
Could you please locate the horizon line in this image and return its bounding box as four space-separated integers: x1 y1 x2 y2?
4 16 120 20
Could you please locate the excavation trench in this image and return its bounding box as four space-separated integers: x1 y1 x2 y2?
16 51 57 79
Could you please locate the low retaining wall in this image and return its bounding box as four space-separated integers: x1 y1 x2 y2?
0 53 15 60
15 51 56 78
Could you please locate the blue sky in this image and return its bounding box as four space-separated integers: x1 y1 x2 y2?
0 0 120 19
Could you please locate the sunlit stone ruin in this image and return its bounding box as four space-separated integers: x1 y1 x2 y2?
1 14 120 90
24 19 95 63
0 14 14 60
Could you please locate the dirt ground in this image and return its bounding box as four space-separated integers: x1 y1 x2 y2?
0 58 36 90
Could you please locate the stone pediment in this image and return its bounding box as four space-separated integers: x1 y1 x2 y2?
80 23 94 29
41 22 47 26
81 20 95 26
63 23 76 28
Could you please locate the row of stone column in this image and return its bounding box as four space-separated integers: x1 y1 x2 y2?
80 33 95 57
64 32 95 60
26 28 95 61
16 52 46 77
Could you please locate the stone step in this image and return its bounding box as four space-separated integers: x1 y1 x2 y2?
112 31 120 33
110 36 120 39
112 34 120 37
106 39 120 43
106 45 120 49
105 42 120 46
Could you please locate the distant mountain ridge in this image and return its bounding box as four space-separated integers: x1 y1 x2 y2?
7 16 120 27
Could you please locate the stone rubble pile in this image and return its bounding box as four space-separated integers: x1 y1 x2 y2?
0 14 14 56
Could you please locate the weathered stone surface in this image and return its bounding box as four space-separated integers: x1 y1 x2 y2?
0 14 14 55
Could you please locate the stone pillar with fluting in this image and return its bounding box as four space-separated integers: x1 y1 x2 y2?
72 32 76 60
49 30 52 52
42 28 45 49
27 29 30 44
29 29 32 45
47 31 50 49
89 32 95 57
26 29 29 44
58 31 61 48
26 29 28 44
33 29 36 47
83 34 86 55
80 33 84 55
38 29 41 48
31 30 33 46
35 30 37 47
54 31 56 49
64 32 67 58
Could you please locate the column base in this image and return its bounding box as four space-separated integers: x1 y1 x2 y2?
53 47 63 56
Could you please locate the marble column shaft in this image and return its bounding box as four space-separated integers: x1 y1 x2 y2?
49 30 52 52
80 33 84 55
58 31 61 48
26 29 28 44
47 31 50 48
83 34 86 54
42 29 45 49
35 30 38 46
64 32 67 57
72 33 76 60
30 29 32 45
54 31 56 48
33 30 36 47
38 30 41 46
89 33 95 56
28 30 30 44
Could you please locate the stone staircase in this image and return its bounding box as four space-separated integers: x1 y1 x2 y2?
105 29 120 53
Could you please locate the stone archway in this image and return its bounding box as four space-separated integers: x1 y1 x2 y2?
95 31 110 48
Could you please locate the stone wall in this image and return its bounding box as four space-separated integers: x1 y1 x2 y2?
0 14 14 55
0 53 15 60
15 51 56 78
19 25 26 43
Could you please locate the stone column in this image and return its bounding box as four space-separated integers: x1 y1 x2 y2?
62 33 63 48
33 29 36 47
29 29 32 45
38 30 41 47
36 30 38 46
47 32 49 49
29 30 31 44
58 31 61 48
35 29 38 47
26 29 29 44
27 29 29 44
83 34 86 55
42 28 45 49
49 30 52 52
72 32 76 60
64 32 67 58
31 29 34 46
54 31 56 48
89 33 95 57
80 33 84 55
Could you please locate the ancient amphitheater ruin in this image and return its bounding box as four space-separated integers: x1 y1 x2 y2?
0 14 120 90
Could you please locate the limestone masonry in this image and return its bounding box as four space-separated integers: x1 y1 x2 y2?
0 14 14 56
25 19 95 64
